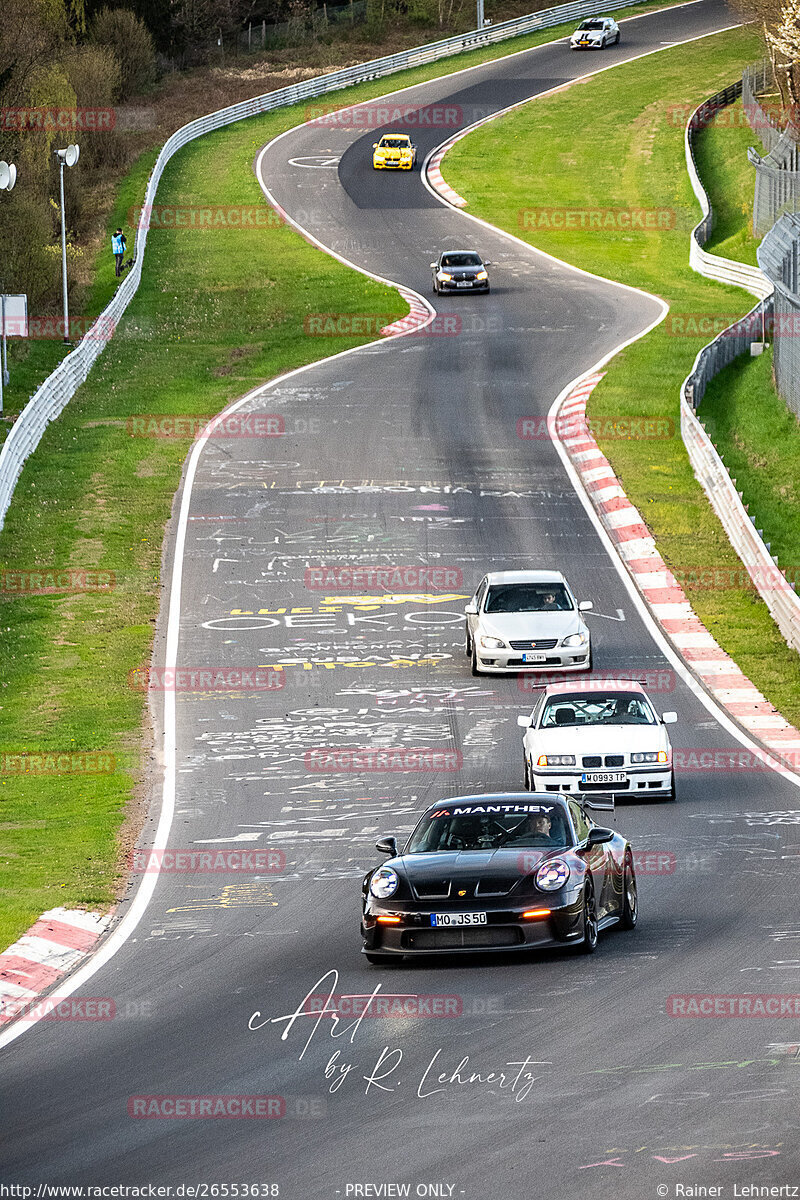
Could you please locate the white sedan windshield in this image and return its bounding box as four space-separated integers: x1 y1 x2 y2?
540 693 656 728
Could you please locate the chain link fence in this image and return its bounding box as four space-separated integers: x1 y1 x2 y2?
744 59 800 235
757 210 800 420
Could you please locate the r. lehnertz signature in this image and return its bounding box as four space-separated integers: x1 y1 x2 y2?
248 969 549 1101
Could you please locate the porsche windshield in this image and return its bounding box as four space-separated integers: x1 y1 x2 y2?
484 583 572 613
540 692 657 728
441 253 482 267
407 806 573 852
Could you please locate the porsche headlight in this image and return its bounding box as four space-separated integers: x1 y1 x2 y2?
480 635 505 649
631 750 669 764
536 754 575 767
535 859 570 891
562 632 587 647
369 866 399 899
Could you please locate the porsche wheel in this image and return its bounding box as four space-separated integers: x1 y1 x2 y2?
620 852 638 930
614 30 620 42
577 880 599 954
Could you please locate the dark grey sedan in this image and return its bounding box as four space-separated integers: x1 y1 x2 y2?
430 249 490 294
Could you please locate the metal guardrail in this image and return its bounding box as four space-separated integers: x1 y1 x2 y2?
0 0 646 532
682 89 800 655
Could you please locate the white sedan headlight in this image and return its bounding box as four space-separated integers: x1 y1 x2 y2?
370 866 399 899
480 635 505 649
562 632 587 647
537 754 575 767
536 859 570 891
631 750 669 764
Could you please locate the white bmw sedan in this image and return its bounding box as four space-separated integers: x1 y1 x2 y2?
464 570 592 676
518 680 678 801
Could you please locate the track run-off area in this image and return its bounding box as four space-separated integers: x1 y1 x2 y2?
3 1 800 1194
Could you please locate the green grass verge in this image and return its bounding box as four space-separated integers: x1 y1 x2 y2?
444 25 800 726
693 96 761 265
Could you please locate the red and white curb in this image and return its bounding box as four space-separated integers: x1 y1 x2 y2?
426 144 468 208
557 374 800 766
0 907 114 1023
380 288 432 336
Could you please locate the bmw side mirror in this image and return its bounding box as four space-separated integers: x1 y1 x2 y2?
517 715 532 728
430 262 437 269
375 836 397 856
578 601 593 611
586 827 614 846
464 601 478 615
661 711 678 724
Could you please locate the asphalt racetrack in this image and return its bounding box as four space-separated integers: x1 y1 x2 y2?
3 1 800 1193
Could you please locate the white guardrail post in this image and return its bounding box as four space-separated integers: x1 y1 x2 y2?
682 88 800 654
0 0 656 531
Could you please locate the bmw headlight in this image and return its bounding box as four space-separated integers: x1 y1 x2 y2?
475 270 488 281
438 272 453 281
535 859 570 891
536 754 575 767
370 866 399 899
480 635 505 649
562 632 587 647
631 750 669 764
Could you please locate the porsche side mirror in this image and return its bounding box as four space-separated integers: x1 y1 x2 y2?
587 827 614 846
464 601 478 615
375 835 397 856
661 711 678 724
517 715 532 728
578 600 593 611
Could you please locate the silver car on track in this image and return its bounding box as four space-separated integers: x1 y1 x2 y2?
464 570 593 676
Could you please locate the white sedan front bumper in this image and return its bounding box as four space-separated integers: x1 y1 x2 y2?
531 764 673 797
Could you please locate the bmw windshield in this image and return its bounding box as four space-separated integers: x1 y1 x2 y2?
540 692 657 727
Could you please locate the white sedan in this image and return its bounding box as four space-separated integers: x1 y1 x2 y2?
517 680 677 801
465 570 592 676
569 16 620 48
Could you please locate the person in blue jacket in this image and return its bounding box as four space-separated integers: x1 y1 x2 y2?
112 228 127 277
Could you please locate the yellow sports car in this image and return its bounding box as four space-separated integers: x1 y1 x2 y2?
372 133 417 170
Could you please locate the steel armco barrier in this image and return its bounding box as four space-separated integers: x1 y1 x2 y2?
743 60 800 236
682 90 800 654
757 210 800 422
0 0 633 533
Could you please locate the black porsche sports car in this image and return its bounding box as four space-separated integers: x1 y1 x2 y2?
361 793 637 963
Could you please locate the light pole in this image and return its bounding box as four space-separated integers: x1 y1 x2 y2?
54 144 79 345
0 160 18 417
